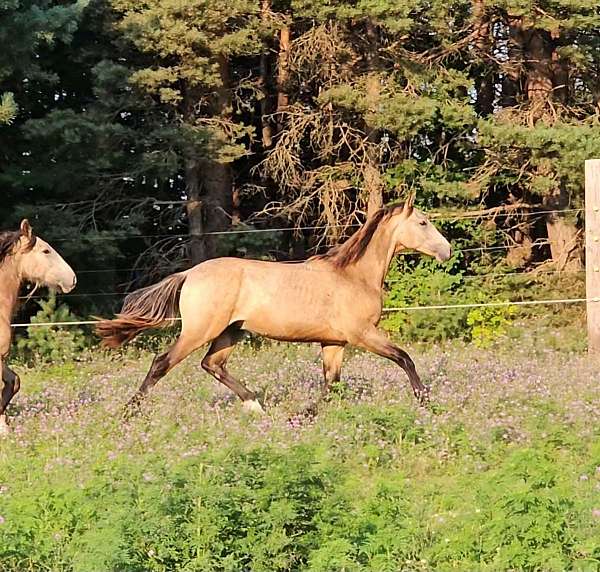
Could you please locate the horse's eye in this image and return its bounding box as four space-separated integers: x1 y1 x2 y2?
42 249 51 255
419 220 427 226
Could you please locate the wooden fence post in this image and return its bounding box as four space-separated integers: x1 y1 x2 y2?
585 159 600 353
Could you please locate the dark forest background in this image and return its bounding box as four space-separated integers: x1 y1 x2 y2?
1 0 599 336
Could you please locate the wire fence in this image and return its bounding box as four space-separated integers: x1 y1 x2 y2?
15 266 587 302
9 205 592 328
28 195 585 220
10 297 599 328
18 239 557 278
41 207 585 244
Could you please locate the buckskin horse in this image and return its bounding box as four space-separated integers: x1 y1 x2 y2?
96 197 451 413
0 219 76 433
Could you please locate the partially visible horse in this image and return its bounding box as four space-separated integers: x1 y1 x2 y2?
96 197 451 413
0 219 76 433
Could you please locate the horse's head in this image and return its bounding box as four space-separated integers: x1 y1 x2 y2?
392 195 452 262
16 220 77 293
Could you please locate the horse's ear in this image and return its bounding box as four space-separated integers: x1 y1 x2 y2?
404 192 416 214
20 219 33 239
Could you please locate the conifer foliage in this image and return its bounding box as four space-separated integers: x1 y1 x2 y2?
1 0 599 310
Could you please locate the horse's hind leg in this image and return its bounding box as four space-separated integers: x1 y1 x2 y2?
201 325 264 413
351 328 428 404
125 331 208 414
0 361 21 434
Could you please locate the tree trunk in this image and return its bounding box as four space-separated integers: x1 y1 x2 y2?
260 0 273 148
185 158 208 265
473 0 494 116
500 17 581 268
524 29 582 269
196 155 233 259
364 18 383 218
185 55 233 265
550 29 569 104
276 21 290 131
185 153 233 265
544 188 582 270
365 162 383 216
501 15 525 107
525 29 553 123
506 228 534 268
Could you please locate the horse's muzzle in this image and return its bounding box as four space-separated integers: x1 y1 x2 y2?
60 275 77 293
435 245 452 262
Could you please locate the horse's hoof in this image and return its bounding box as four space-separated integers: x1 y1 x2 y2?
416 387 431 407
122 400 142 420
301 403 319 418
0 415 10 437
242 399 265 415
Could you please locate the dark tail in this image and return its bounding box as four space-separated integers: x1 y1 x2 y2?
95 272 188 348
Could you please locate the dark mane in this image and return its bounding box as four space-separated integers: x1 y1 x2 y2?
312 203 405 268
0 229 36 267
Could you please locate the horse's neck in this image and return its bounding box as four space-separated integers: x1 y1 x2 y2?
347 222 398 290
0 258 20 329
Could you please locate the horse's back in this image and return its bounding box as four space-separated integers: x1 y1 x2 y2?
183 256 339 309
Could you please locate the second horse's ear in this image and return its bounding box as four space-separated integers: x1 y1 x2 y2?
20 219 33 239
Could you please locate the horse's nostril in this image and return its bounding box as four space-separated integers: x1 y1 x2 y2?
72 276 77 287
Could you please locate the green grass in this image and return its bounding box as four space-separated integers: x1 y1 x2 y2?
1 339 600 571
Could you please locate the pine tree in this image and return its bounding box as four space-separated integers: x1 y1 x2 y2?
260 0 477 239
109 0 265 262
471 0 600 269
0 0 88 123
2 0 599 319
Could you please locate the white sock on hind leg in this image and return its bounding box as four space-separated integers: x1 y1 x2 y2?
242 399 265 414
0 414 9 436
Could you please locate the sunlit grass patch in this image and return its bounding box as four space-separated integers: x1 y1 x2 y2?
1 340 600 571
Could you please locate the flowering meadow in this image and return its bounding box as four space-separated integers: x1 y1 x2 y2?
1 339 600 572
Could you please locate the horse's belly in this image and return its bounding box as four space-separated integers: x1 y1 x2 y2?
235 290 345 342
243 317 344 343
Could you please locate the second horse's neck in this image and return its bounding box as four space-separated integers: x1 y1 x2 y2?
0 258 21 333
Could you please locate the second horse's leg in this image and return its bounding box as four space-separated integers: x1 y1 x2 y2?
201 326 264 413
0 361 20 435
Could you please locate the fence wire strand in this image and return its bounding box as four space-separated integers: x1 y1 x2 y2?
10 297 599 328
43 208 584 243
25 238 577 278
17 267 586 301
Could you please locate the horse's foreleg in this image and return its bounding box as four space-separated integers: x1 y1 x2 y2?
0 360 21 434
201 326 263 413
352 328 428 403
321 343 345 399
293 343 347 417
